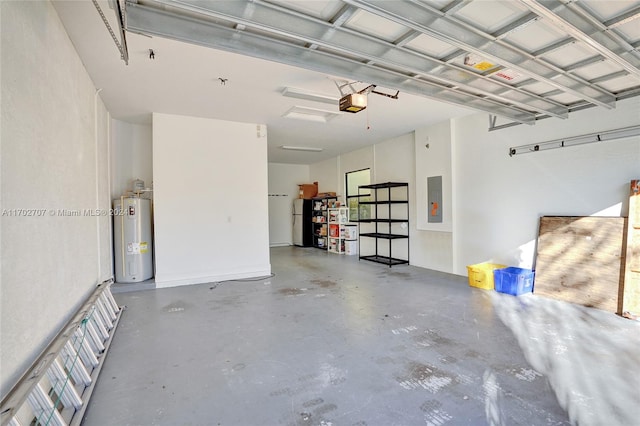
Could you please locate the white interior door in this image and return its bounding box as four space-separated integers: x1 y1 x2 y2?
268 194 292 246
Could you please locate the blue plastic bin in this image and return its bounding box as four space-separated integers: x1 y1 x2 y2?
493 267 534 296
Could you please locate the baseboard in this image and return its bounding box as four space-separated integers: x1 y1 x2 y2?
155 266 272 289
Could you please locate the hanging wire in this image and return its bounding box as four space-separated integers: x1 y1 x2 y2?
366 99 371 130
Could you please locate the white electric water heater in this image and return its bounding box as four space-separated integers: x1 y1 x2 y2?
113 197 154 283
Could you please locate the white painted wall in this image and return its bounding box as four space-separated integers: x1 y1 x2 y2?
415 121 453 232
310 157 340 195
374 134 413 182
110 120 153 199
152 113 270 287
1 0 110 392
339 146 374 195
453 97 640 275
412 121 455 272
268 163 310 246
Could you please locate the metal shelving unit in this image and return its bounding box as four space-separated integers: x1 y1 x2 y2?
311 196 337 250
328 207 349 254
358 182 409 267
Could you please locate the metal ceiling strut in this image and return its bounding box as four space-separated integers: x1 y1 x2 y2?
125 1 538 123
518 0 640 79
93 0 129 64
123 0 640 127
342 0 617 108
187 0 568 117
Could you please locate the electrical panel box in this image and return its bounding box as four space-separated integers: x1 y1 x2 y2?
427 175 442 223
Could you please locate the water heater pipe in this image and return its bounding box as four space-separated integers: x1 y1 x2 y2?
120 195 126 278
95 88 103 282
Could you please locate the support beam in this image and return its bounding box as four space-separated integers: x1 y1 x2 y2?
126 2 538 123
343 0 616 108
603 6 640 29
161 0 565 118
519 0 640 79
491 12 539 40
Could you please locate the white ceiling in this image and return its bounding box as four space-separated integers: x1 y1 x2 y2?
52 0 640 164
52 0 473 164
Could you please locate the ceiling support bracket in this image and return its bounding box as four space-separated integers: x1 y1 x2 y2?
93 0 129 64
489 115 498 131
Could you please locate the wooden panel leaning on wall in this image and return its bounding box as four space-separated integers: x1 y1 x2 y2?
620 180 640 319
535 216 626 313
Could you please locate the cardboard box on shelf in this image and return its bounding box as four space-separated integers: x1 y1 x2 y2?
317 192 337 198
299 182 318 199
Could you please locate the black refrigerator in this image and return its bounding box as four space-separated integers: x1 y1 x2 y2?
292 198 313 247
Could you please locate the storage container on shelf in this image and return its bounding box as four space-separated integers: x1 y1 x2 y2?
345 240 358 255
344 225 358 240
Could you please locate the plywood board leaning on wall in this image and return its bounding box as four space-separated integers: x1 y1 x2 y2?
535 216 626 313
619 180 640 316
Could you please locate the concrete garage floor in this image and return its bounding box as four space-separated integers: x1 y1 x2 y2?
84 247 639 426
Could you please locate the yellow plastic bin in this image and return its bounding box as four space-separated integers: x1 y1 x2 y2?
466 263 507 290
